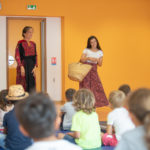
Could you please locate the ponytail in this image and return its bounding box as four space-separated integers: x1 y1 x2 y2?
144 113 150 150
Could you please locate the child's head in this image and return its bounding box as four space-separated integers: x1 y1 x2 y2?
118 84 131 96
127 88 150 123
127 88 150 150
15 92 57 140
0 89 12 111
65 88 76 102
73 88 95 114
109 90 126 109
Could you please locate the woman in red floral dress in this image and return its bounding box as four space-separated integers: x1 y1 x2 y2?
80 36 108 107
15 26 37 92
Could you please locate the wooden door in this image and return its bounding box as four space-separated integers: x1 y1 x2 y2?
7 18 42 91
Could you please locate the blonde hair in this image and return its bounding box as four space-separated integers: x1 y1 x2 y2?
73 88 95 114
109 90 126 108
127 88 150 150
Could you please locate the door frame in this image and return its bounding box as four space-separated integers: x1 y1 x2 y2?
6 17 47 92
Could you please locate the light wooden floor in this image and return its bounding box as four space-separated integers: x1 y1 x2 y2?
55 102 111 121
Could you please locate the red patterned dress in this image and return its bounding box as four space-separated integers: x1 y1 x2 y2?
15 40 37 92
79 48 108 107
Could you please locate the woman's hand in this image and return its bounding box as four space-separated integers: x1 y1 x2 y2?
32 67 36 77
88 57 98 63
21 66 25 77
80 54 97 63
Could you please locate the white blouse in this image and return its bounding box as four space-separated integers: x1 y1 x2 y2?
83 48 103 63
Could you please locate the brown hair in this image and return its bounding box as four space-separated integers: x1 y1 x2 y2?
65 88 76 102
87 36 102 50
109 90 126 108
73 89 95 114
0 89 12 111
22 26 32 38
127 88 150 150
118 84 131 96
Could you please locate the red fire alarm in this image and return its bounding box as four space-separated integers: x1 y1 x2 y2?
51 57 56 65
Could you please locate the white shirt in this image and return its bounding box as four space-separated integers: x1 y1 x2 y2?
26 139 82 150
61 102 76 130
83 48 103 64
107 107 135 141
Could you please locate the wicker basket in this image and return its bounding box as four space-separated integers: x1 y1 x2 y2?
68 62 92 82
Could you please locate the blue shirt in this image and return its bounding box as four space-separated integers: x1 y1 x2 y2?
3 108 32 150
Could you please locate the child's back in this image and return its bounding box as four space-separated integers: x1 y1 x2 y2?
108 107 134 141
102 90 135 146
27 139 81 150
62 89 101 149
61 101 76 130
61 88 76 130
72 110 101 149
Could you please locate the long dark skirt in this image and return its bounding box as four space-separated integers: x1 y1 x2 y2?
79 62 108 107
16 58 36 92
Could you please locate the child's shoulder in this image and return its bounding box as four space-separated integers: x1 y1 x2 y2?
108 107 128 118
75 110 97 117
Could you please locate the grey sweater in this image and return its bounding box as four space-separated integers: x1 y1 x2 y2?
115 126 147 150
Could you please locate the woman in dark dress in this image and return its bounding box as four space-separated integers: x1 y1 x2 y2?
80 36 108 107
15 26 37 92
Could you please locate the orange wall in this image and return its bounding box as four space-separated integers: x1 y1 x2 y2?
1 0 150 100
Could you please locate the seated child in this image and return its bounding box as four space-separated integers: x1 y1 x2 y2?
0 85 32 150
60 88 76 130
0 89 14 127
102 90 135 146
118 84 131 96
62 88 101 150
115 88 150 150
15 92 81 150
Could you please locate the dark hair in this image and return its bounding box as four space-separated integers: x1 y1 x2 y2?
87 36 102 50
65 88 76 101
118 84 131 96
0 89 12 111
22 26 32 38
15 92 57 139
127 88 150 150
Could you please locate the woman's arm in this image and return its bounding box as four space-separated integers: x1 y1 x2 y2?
80 53 88 62
15 43 22 67
80 54 97 63
67 131 80 139
15 43 25 76
97 57 103 66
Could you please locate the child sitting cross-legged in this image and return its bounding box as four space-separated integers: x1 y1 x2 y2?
0 89 14 127
115 88 150 150
60 88 101 150
60 88 76 130
15 92 81 150
102 90 135 146
0 85 32 150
